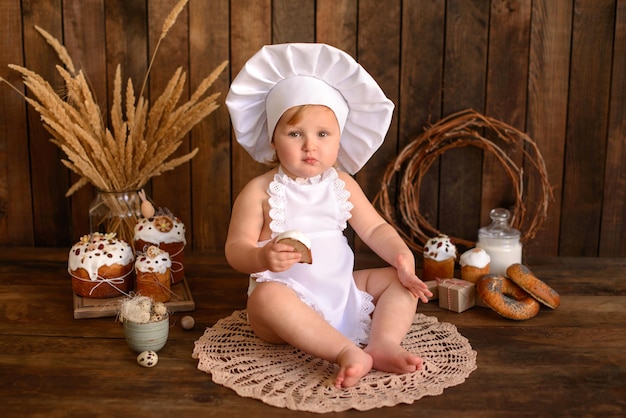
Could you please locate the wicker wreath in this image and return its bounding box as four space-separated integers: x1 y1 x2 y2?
375 109 553 252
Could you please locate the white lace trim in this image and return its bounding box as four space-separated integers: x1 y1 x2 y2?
267 166 353 237
331 171 354 230
267 180 286 235
355 290 374 346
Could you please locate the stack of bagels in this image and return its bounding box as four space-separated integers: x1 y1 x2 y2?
476 263 560 320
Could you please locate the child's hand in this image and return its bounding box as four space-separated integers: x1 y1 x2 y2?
261 240 303 272
396 253 432 303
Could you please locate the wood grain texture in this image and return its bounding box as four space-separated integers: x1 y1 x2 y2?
0 0 625 257
600 0 626 256
0 0 33 245
22 0 71 246
482 0 531 226
189 0 231 251
560 0 615 256
439 0 489 242
525 0 572 257
272 0 315 44
104 0 148 102
62 0 107 240
316 0 357 54
229 0 271 199
0 248 624 417
399 0 446 236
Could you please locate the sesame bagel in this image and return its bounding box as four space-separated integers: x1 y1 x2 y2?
477 274 540 320
506 263 560 309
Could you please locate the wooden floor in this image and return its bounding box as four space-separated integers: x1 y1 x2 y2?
1 248 625 417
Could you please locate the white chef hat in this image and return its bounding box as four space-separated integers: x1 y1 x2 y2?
225 43 394 174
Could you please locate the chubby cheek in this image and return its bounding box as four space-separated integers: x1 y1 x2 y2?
323 142 340 160
274 146 301 166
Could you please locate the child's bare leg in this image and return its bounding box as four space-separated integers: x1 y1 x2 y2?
247 281 373 388
354 268 422 374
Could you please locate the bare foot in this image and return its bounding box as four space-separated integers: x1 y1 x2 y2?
364 340 423 374
334 345 373 388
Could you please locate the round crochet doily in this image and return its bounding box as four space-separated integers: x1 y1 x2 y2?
192 310 477 413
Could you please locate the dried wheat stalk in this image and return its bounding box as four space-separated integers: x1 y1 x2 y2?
1 0 227 197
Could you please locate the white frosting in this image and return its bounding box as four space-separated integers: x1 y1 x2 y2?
68 232 134 280
276 229 311 249
460 247 490 268
423 234 457 261
135 246 172 274
134 215 186 245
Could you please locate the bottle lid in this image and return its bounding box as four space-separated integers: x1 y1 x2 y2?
478 208 520 239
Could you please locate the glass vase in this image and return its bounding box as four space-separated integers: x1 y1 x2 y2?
89 190 141 245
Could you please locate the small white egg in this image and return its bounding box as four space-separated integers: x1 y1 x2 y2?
137 350 158 368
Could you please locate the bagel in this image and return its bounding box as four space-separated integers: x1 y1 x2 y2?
477 274 540 320
506 263 560 309
276 230 312 264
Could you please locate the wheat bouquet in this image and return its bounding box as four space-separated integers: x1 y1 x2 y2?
1 0 227 197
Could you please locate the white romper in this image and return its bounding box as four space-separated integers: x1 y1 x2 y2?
249 166 374 345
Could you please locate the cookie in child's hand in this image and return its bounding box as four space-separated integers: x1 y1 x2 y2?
276 230 312 264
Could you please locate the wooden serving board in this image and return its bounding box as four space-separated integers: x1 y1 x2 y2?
72 278 195 319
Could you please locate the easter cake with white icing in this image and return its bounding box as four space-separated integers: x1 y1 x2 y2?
68 232 135 298
134 213 186 283
422 234 457 281
135 245 173 303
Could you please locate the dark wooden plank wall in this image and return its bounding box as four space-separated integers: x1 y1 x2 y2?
0 0 624 258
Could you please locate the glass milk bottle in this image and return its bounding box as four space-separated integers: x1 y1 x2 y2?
476 208 522 276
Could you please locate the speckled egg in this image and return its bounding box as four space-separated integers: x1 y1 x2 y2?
137 350 158 367
181 315 195 330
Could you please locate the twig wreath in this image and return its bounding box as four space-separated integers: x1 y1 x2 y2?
375 109 553 252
